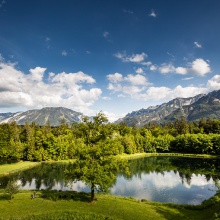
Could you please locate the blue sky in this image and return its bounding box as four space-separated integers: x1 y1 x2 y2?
0 0 220 121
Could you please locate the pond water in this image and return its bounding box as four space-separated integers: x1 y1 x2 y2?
0 156 219 205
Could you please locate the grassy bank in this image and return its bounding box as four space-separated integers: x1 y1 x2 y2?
118 152 220 160
0 160 76 177
0 161 40 177
0 190 219 220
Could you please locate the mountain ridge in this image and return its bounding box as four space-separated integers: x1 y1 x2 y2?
1 90 220 127
115 93 206 126
0 107 83 126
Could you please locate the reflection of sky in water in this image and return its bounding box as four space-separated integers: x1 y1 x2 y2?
18 170 218 205
19 179 90 193
110 171 218 205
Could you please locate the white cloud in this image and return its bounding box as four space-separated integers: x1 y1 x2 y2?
29 67 46 82
0 60 102 115
190 58 211 76
141 61 152 66
86 50 91 54
107 70 209 102
115 52 147 63
108 83 122 92
143 85 207 101
149 9 157 17
125 74 149 86
159 64 175 74
51 71 95 85
135 68 144 74
102 111 126 122
207 75 220 91
150 65 157 71
158 59 211 76
61 50 68 56
175 67 188 75
194 41 202 48
107 73 123 83
107 72 150 99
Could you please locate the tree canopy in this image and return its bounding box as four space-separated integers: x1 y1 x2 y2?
65 112 128 202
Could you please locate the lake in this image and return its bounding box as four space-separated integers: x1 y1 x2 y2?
0 156 219 205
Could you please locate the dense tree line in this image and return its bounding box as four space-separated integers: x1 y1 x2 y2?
1 117 220 162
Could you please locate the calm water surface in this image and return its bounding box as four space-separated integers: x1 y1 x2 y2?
1 156 219 205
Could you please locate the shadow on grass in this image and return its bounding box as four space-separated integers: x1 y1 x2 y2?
39 190 91 202
0 194 11 200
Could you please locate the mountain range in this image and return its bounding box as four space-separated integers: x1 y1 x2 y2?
0 107 83 126
115 90 220 127
1 90 220 127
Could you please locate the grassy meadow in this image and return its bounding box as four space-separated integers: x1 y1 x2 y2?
0 190 219 220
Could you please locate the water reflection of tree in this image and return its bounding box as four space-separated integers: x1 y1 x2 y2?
121 157 220 186
0 163 69 190
1 157 220 191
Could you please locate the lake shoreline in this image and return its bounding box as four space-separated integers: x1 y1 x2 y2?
0 152 219 176
118 152 220 159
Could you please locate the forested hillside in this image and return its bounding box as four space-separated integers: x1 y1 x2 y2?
1 116 220 162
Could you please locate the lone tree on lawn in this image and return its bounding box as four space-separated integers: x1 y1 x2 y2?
65 112 128 202
5 180 19 200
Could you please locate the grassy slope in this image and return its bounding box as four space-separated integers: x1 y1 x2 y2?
0 191 219 220
118 152 220 159
0 161 40 176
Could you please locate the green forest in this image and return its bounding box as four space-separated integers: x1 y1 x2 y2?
1 114 220 162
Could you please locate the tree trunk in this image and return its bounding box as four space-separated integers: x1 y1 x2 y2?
91 183 95 202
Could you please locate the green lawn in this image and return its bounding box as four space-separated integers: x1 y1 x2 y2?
0 190 219 220
0 161 40 176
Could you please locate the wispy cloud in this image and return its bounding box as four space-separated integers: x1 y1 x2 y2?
0 0 6 8
45 37 50 42
123 9 134 14
45 37 51 49
86 50 91 54
61 50 68 56
149 9 157 17
194 41 202 48
114 52 147 63
182 77 194 81
103 31 109 39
